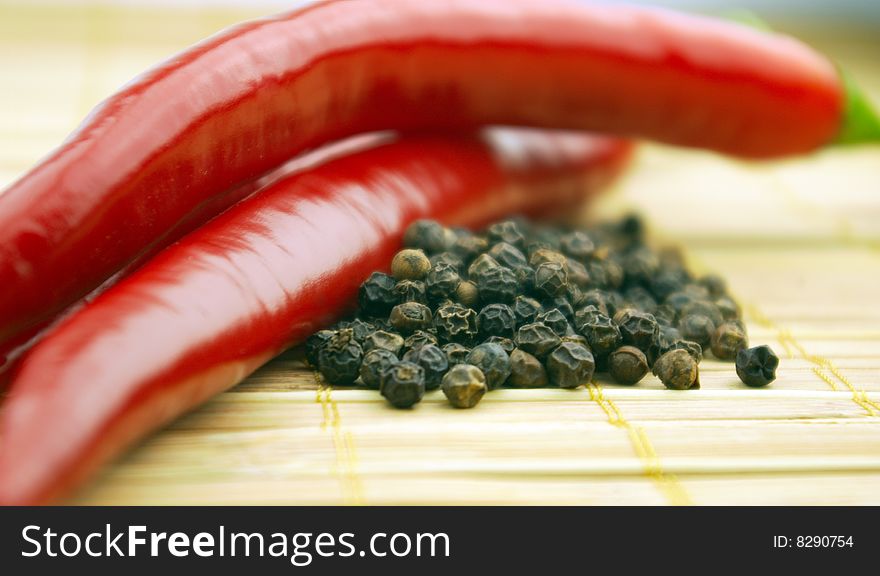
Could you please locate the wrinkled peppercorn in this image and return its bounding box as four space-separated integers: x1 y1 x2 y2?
403 219 448 255
381 362 426 408
507 349 548 388
710 322 748 360
534 262 568 298
515 322 562 358
477 303 516 340
535 308 571 337
394 279 428 304
681 300 724 328
653 349 699 390
466 342 512 390
699 273 727 299
512 295 543 328
358 272 398 316
425 262 462 302
561 333 590 349
529 248 568 269
679 314 715 349
441 364 488 409
489 242 529 271
391 248 431 280
483 336 515 354
402 343 449 390
430 252 463 274
579 289 610 316
443 343 471 366
360 349 399 389
579 315 622 362
566 258 591 289
546 342 595 389
467 253 500 281
451 231 488 262
362 330 404 356
346 319 376 344
616 310 660 352
318 329 363 386
389 301 433 334
608 346 649 385
668 339 703 364
476 265 519 303
455 280 479 308
403 330 439 353
305 329 335 368
715 296 741 321
487 219 526 248
433 303 477 343
736 345 779 387
560 231 595 261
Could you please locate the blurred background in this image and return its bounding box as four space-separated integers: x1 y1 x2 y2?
0 1 878 504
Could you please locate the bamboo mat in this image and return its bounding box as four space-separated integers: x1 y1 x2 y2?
0 4 878 505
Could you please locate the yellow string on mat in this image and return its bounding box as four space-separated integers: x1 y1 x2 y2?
314 372 366 505
746 305 880 416
588 383 693 506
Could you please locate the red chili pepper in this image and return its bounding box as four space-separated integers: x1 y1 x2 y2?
0 0 843 358
0 130 631 505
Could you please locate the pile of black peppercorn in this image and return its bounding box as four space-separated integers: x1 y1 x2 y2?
305 215 779 409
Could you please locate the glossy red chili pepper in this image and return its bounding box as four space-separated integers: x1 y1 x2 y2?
0 130 631 505
0 0 843 356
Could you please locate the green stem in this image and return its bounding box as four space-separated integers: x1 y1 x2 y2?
835 71 880 145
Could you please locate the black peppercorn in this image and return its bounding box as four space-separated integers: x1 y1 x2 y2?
394 279 428 304
475 265 519 304
546 342 595 389
429 252 464 274
402 330 439 354
488 242 529 271
442 343 471 366
346 319 376 344
559 230 595 261
535 308 571 337
360 349 399 389
736 345 779 387
381 361 426 408
621 247 659 286
653 349 700 390
454 280 479 308
534 262 568 298
433 303 478 344
391 248 431 280
574 305 603 332
512 295 543 328
483 336 516 355
579 315 622 362
679 314 715 349
425 262 462 302
653 304 677 327
317 329 363 386
358 272 398 316
529 248 568 269
487 219 526 248
515 322 562 358
362 330 404 356
616 310 660 352
608 346 649 385
441 364 488 409
715 296 741 321
623 286 658 314
403 219 448 255
467 253 500 281
698 273 727 299
466 342 512 390
389 301 433 334
402 343 449 390
710 322 748 361
561 333 590 349
566 258 591 289
477 303 516 340
681 300 724 328
451 231 488 262
668 339 703 364
578 289 610 316
305 329 335 368
508 349 548 388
